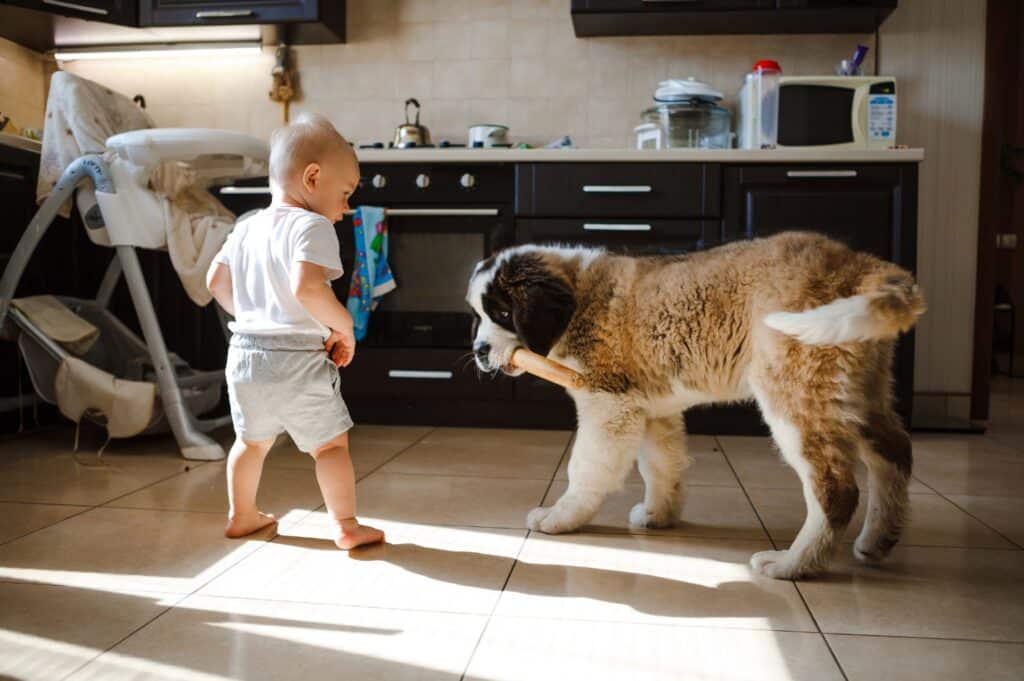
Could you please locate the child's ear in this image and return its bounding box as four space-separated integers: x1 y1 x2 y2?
302 162 321 192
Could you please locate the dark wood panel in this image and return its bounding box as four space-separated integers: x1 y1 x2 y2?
517 163 719 218
6 0 137 25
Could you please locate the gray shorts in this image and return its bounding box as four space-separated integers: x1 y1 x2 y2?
226 333 354 453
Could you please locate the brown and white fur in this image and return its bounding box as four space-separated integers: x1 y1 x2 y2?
466 232 925 579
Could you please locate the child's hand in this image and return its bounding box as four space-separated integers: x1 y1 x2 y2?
325 328 356 367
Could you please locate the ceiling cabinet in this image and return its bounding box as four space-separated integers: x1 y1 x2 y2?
5 0 137 26
571 0 898 36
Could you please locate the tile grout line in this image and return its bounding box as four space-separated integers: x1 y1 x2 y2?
51 430 442 677
458 431 576 681
909 476 1024 551
716 436 851 681
0 462 210 548
57 593 187 681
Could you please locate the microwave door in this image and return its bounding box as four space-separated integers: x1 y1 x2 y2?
777 84 859 149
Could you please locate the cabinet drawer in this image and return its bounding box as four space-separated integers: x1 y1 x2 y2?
516 163 720 218
341 349 514 400
517 218 709 255
576 1 771 10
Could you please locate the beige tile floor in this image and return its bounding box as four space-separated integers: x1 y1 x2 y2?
1 388 1023 681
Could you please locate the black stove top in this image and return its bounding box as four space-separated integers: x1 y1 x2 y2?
358 141 512 150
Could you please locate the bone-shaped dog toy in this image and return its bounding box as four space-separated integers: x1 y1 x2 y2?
509 347 585 389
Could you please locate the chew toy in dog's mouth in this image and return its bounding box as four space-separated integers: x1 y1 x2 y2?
506 347 584 389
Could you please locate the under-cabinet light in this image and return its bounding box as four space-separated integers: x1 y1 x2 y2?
54 42 262 62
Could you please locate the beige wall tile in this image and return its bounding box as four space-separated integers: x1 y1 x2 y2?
0 37 48 130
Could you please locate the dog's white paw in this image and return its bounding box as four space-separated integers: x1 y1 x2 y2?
628 502 676 529
750 550 806 580
526 505 578 534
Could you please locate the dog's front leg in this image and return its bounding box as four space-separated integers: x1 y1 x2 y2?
528 403 645 534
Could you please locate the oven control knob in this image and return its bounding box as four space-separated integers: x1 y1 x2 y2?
460 173 476 189
371 174 387 189
415 173 431 189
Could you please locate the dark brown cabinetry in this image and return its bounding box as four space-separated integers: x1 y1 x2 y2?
5 0 137 25
571 0 897 36
140 0 344 43
722 163 918 425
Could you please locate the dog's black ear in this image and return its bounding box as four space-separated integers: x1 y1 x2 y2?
511 274 576 356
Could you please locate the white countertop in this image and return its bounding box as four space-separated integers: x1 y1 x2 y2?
0 133 42 155
355 147 924 164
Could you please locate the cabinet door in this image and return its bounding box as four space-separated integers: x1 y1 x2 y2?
722 162 918 424
722 164 916 264
6 0 137 25
141 0 318 26
575 1 772 9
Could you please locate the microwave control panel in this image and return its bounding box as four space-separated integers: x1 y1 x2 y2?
867 81 897 142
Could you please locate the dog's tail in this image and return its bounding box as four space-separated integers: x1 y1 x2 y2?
764 268 925 346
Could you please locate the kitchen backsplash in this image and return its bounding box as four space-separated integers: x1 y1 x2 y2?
63 0 872 148
0 37 49 131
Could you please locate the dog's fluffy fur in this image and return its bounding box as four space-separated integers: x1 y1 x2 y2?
467 232 925 579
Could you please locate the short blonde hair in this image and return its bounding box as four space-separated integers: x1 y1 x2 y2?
269 113 353 188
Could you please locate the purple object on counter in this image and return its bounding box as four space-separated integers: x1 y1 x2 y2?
848 44 869 75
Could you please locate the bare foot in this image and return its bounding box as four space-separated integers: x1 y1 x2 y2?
225 510 277 538
333 519 385 550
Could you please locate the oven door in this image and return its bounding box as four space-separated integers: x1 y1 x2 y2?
337 207 512 349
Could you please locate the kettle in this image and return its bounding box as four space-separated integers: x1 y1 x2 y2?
392 98 431 148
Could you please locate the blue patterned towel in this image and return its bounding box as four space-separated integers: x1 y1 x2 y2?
345 206 396 341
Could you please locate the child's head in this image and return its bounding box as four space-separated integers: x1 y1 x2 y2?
269 113 359 222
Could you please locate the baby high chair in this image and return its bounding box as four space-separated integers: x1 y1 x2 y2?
0 74 268 461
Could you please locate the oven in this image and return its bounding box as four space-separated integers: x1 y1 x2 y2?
216 163 515 351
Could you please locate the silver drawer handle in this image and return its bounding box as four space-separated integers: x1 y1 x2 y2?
583 223 653 232
0 170 28 181
382 208 499 217
388 370 453 380
196 10 255 18
786 170 858 178
43 0 108 14
582 185 653 193
219 186 271 195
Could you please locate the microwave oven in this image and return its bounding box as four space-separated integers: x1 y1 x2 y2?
738 76 897 150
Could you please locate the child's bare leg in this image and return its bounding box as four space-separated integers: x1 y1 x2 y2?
311 432 384 549
225 436 278 538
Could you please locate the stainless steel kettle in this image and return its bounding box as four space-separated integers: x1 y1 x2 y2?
392 98 431 148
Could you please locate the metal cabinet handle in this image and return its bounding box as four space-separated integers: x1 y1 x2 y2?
219 186 271 195
43 0 108 15
582 223 653 232
582 185 653 193
388 370 453 380
0 170 28 181
196 9 255 18
785 170 858 178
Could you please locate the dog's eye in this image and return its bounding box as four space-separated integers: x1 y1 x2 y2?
499 310 511 320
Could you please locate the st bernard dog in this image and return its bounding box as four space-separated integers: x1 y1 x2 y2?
466 231 924 579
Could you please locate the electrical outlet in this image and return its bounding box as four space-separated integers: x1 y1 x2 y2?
996 233 1018 249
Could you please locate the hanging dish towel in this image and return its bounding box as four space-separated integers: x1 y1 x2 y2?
345 206 396 341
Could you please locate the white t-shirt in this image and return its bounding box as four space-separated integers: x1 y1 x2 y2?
213 204 344 337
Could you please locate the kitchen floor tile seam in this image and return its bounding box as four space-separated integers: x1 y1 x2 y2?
459 428 577 680
715 436 851 678
361 470 560 482
0 505 94 548
463 611 845 635
900 475 1024 550
824 631 1024 645
0 464 212 546
353 427 439 483
55 592 190 681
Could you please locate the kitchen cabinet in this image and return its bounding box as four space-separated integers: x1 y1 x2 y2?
161 155 923 435
140 0 345 43
571 0 897 37
722 162 918 424
4 0 137 26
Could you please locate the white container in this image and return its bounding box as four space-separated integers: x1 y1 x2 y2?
738 60 782 149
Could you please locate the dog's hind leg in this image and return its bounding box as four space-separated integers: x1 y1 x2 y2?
749 382 860 579
527 401 645 535
631 415 692 529
854 409 912 562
